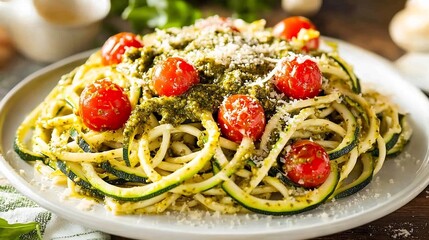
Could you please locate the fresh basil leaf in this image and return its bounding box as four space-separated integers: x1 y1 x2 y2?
0 218 42 240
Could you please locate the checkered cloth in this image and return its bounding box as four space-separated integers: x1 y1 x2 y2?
0 176 110 240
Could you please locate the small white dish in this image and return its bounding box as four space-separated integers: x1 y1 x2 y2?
0 0 110 63
395 52 429 93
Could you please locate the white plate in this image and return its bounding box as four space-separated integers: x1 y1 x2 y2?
1 41 429 240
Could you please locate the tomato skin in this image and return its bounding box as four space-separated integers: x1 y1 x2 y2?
273 56 322 99
282 140 330 188
79 79 132 131
217 94 266 143
152 57 199 97
101 32 143 65
273 16 319 50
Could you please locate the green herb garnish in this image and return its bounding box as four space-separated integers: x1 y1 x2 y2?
0 218 42 240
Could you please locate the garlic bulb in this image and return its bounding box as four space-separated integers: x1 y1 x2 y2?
0 26 14 67
389 0 429 52
281 0 323 16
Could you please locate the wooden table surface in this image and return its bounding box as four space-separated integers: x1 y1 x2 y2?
113 0 429 239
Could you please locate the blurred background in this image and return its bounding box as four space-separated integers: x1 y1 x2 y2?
0 0 412 67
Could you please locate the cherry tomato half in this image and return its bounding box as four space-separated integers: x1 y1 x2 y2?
101 32 143 65
152 57 200 97
273 16 319 50
273 55 322 99
79 79 132 131
217 94 266 143
282 140 330 188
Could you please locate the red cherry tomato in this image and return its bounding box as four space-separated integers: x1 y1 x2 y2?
101 32 143 65
217 94 266 143
152 57 200 97
273 16 319 50
283 140 331 188
79 79 132 131
273 55 322 99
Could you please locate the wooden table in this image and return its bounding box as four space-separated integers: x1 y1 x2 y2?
113 0 429 239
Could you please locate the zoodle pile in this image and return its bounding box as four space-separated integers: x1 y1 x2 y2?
15 16 412 215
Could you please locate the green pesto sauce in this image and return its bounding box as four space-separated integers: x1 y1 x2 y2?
121 18 293 127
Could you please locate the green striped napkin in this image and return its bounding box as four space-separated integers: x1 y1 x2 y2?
0 176 110 240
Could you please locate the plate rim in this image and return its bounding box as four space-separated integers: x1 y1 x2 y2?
1 41 428 240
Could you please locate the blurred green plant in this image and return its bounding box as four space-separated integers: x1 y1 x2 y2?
120 0 201 31
213 0 277 22
110 0 278 32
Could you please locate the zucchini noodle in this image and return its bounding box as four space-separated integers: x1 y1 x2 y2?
14 16 412 215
